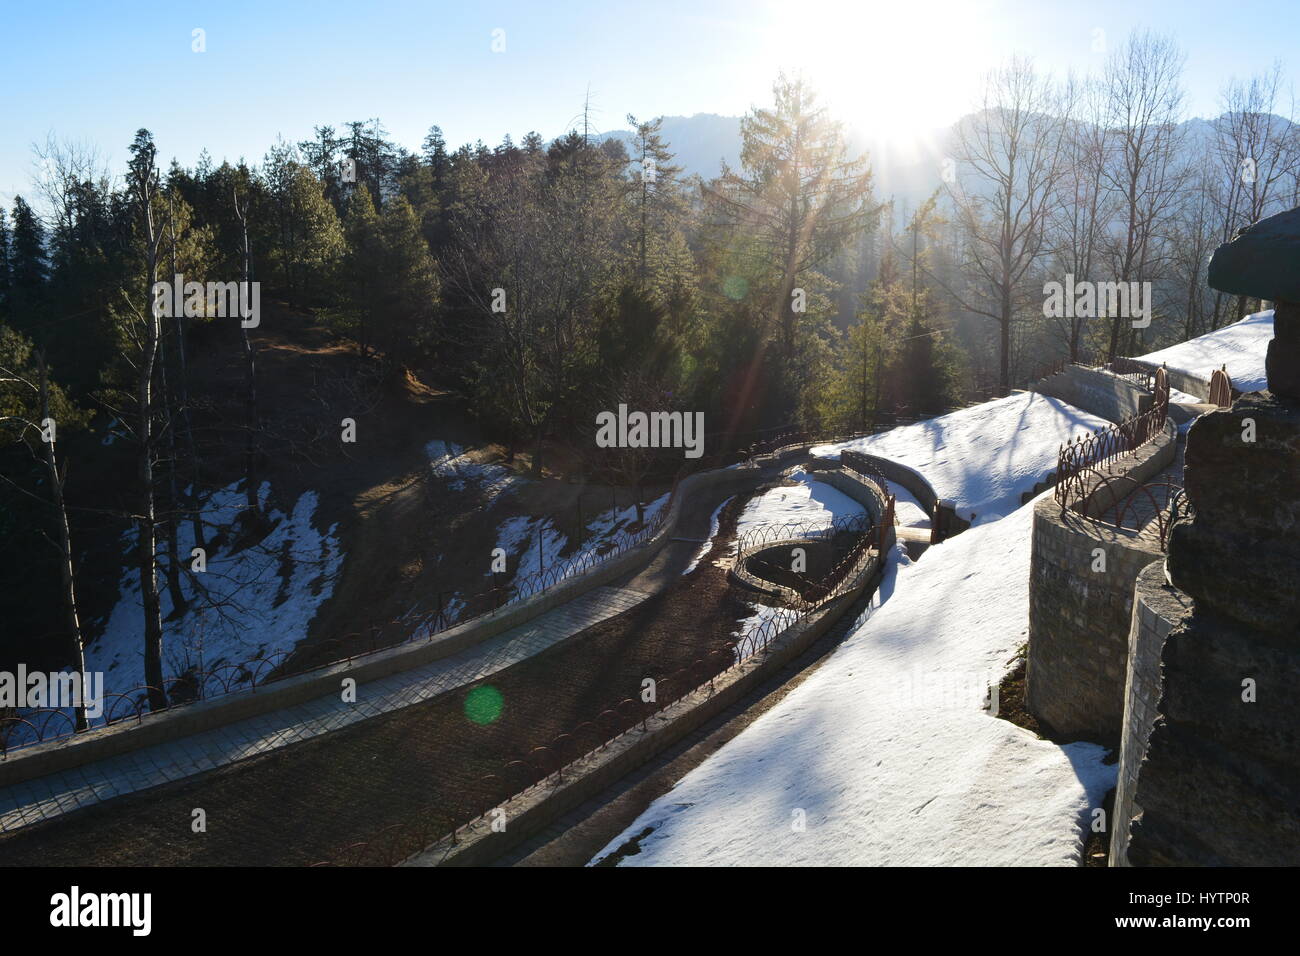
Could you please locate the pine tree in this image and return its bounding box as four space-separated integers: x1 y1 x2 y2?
0 208 11 321
8 197 49 338
704 75 878 418
374 195 439 361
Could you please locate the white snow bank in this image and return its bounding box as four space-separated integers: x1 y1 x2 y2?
887 480 929 529
1138 309 1272 393
593 496 1115 867
811 393 1111 523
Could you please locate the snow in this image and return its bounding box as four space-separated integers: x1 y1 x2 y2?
887 480 930 529
85 481 342 716
491 514 569 581
810 393 1111 523
489 493 671 590
683 496 733 575
592 496 1115 867
731 466 866 544
426 440 522 501
1138 309 1272 394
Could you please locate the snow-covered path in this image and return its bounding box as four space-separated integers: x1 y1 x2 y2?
811 393 1111 522
592 496 1115 867
1137 309 1272 393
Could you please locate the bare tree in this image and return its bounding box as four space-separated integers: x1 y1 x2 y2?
232 184 261 518
0 353 90 729
1046 74 1113 362
1211 63 1300 322
940 57 1069 393
125 130 168 711
1099 31 1189 359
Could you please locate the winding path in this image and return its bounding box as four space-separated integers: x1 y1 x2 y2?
0 455 815 861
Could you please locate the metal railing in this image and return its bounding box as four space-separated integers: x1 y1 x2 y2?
1053 368 1170 514
1066 473 1193 552
308 508 887 867
1 417 920 756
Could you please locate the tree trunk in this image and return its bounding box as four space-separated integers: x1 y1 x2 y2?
139 255 166 712
234 189 260 516
37 354 89 731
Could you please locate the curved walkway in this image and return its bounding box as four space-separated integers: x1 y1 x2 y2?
0 456 799 841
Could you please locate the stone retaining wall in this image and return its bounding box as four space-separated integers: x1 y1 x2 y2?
1119 577 1300 865
819 452 966 539
1031 364 1153 423
1110 560 1189 866
1025 421 1176 741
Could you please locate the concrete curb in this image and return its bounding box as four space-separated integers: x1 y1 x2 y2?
0 449 809 788
402 547 886 867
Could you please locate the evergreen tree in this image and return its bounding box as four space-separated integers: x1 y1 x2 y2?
704 75 878 420
8 196 49 338
0 208 11 321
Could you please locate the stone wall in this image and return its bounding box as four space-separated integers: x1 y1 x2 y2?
1110 560 1189 866
1026 504 1164 741
828 452 968 538
1119 575 1300 865
1031 364 1154 423
813 466 896 550
1025 422 1176 741
1163 366 1211 402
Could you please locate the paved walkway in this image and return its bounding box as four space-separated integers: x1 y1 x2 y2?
0 584 649 834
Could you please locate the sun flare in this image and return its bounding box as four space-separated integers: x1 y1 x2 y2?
760 0 987 145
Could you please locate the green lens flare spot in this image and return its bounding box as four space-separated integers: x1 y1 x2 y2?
722 275 749 300
464 685 504 725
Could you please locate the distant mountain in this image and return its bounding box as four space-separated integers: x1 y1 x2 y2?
598 113 742 180
596 111 1297 228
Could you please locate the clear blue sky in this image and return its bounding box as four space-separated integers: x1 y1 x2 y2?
4 0 1299 206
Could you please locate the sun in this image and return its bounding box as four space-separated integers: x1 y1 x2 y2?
758 0 990 146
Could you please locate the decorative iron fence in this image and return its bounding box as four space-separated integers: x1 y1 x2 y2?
1 418 910 756
1067 473 1192 552
1053 368 1170 514
308 507 888 867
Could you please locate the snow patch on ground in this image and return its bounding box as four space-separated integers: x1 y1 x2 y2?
811 393 1111 523
592 496 1115 867
683 496 733 576
490 493 672 591
426 440 522 501
1138 309 1272 394
88 481 342 710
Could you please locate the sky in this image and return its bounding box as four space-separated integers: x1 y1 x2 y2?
3 0 1299 208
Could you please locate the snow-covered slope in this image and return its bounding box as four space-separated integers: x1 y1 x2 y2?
89 481 343 705
592 496 1114 867
1137 309 1273 393
811 393 1110 523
